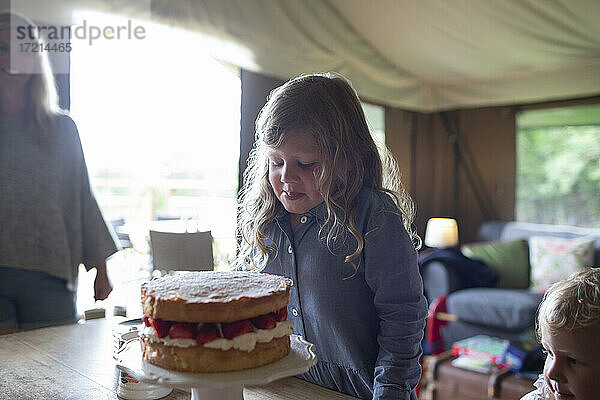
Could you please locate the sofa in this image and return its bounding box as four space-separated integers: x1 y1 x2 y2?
421 220 600 350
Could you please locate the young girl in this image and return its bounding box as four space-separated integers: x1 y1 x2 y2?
521 268 600 400
237 73 428 399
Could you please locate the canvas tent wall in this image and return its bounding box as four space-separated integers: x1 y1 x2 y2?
11 0 600 111
9 0 600 240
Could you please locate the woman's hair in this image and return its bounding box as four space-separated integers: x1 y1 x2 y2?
537 267 600 338
0 12 60 130
237 72 419 270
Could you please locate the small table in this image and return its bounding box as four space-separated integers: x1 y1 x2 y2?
0 319 358 399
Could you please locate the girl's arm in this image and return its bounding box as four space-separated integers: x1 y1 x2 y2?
364 206 428 400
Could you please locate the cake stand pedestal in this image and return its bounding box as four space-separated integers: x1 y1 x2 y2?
116 335 317 400
190 386 243 400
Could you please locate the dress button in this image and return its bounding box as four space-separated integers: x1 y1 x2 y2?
300 216 308 224
288 245 293 254
291 308 299 317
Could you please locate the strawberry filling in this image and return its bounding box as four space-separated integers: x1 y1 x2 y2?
168 323 196 339
251 314 277 330
222 319 254 340
196 323 219 345
143 307 288 344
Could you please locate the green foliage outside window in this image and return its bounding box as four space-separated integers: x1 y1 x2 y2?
516 107 600 227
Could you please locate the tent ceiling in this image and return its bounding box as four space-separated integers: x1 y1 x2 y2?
8 0 600 112
327 0 600 111
332 0 597 83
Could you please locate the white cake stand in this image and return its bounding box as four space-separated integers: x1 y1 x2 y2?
116 335 317 400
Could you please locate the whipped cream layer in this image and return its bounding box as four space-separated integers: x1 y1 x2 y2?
140 320 293 352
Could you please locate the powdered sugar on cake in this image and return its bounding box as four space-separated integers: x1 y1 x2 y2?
143 271 290 304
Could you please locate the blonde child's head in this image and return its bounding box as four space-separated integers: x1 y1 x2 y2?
537 267 600 336
536 267 600 400
237 72 417 270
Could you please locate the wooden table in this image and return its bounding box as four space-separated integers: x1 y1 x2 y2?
0 318 357 399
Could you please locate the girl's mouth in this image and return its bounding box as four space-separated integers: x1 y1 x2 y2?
283 191 303 201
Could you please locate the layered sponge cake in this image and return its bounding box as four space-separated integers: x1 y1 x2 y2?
140 271 293 372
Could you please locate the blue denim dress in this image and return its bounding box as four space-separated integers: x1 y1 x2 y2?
261 187 428 399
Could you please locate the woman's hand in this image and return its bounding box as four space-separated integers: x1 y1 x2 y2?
94 262 113 301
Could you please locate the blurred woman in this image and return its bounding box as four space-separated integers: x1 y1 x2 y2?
0 12 118 333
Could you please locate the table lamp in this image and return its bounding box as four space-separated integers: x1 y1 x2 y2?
424 218 459 248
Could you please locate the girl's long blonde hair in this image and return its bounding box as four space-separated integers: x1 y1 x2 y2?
0 12 60 131
237 72 419 270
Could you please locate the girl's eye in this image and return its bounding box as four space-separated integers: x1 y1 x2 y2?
567 357 579 366
299 162 316 168
270 160 283 167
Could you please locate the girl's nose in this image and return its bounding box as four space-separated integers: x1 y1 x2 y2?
280 164 299 183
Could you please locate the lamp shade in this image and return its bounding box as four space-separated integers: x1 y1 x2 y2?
424 218 459 248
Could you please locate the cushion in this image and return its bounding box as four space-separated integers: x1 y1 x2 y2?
447 288 543 332
461 239 529 289
529 236 595 293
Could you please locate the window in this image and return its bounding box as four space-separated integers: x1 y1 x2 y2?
69 11 242 313
362 102 385 149
516 105 600 227
70 12 241 261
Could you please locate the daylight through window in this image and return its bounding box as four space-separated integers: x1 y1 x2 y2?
70 12 241 265
516 105 600 227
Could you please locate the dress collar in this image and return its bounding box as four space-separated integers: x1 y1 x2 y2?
273 200 328 223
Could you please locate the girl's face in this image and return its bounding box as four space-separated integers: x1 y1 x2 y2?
541 324 600 400
267 130 324 216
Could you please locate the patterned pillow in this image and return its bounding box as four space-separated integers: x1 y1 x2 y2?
529 236 595 293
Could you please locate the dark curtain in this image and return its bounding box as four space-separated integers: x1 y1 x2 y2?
238 69 284 195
